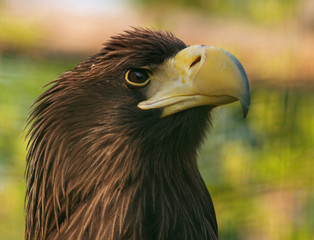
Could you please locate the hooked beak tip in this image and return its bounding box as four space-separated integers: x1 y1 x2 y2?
241 99 250 118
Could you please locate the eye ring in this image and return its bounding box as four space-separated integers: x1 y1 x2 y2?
125 68 150 87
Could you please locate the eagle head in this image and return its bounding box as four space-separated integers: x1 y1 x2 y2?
25 28 250 240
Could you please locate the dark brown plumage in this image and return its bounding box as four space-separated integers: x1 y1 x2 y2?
25 28 250 240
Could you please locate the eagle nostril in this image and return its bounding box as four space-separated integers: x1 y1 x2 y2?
189 56 201 69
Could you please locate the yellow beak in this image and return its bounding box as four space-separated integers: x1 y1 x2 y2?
138 45 250 118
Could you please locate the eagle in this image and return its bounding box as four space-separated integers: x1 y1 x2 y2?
25 28 250 240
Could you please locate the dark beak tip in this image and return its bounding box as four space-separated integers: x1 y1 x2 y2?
241 98 250 118
222 48 250 119
243 107 249 118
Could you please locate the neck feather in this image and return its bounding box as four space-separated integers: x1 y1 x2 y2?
26 97 218 239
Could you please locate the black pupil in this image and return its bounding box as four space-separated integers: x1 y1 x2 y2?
129 69 149 84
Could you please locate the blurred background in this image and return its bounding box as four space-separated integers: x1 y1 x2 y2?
0 0 313 239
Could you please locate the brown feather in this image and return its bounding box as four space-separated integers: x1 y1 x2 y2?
25 28 218 240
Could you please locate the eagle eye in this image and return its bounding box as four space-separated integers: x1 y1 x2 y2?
125 69 150 87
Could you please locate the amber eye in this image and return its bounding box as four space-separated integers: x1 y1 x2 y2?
125 69 150 87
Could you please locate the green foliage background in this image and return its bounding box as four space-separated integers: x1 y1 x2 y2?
0 0 313 239
136 0 297 23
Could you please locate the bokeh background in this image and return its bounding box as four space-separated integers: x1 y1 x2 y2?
0 0 313 239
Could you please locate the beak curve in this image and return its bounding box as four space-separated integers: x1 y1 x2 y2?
138 45 250 118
